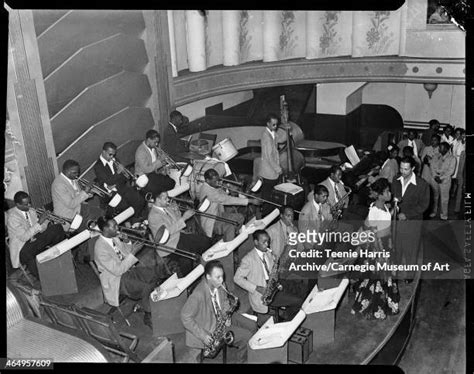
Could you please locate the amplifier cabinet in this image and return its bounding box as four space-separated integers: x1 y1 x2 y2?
288 327 313 364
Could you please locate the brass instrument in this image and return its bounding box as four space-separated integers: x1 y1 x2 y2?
194 172 243 187
111 158 136 181
33 208 82 229
145 193 240 226
330 187 352 221
155 146 184 171
261 252 283 306
87 221 199 261
77 178 112 198
203 284 239 359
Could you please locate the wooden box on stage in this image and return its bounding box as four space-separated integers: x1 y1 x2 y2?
247 342 288 364
151 292 187 337
36 250 78 297
288 327 313 364
271 187 305 212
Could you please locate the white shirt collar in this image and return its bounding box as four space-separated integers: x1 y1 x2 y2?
169 122 178 133
100 154 113 167
61 172 77 188
101 235 115 247
266 127 275 140
397 172 417 196
255 247 270 259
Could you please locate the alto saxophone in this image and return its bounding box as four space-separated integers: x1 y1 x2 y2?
330 187 352 221
262 252 283 306
203 285 240 359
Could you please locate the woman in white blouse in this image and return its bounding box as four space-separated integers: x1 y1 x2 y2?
351 178 400 320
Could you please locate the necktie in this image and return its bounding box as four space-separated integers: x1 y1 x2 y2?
317 204 323 221
334 183 341 202
108 162 115 175
24 212 31 227
211 291 222 317
112 239 125 261
261 253 270 280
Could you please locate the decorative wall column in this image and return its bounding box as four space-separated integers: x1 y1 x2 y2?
222 11 240 66
185 10 206 72
263 11 280 62
7 9 58 207
167 10 178 77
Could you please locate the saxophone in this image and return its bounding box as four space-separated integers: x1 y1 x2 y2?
203 285 240 359
262 252 283 306
330 187 352 221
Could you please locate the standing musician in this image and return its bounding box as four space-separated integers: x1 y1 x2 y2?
162 110 189 160
391 156 430 280
181 260 253 363
94 142 147 221
319 166 350 214
368 144 400 184
234 230 303 327
51 159 102 262
134 129 176 196
94 216 164 328
265 205 298 259
420 134 441 183
258 113 283 216
197 169 260 241
397 129 424 161
7 191 66 280
148 187 211 276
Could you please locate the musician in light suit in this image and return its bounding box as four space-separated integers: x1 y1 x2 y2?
259 114 283 216
94 216 164 328
197 169 260 241
265 205 298 259
299 185 333 243
148 187 210 276
134 129 175 196
234 230 303 327
319 166 349 211
7 191 65 279
397 129 424 160
181 260 253 363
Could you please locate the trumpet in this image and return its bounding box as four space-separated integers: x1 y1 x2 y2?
87 221 199 261
145 193 240 226
34 208 83 230
155 147 184 171
77 178 123 207
112 158 149 188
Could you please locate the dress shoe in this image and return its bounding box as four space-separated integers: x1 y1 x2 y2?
143 312 152 329
440 216 448 221
429 213 436 218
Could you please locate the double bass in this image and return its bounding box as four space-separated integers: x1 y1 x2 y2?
276 95 305 185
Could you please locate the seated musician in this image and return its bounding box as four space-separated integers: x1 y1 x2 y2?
299 185 333 248
147 187 211 276
94 142 146 221
265 205 298 259
234 230 303 327
181 260 253 363
197 169 260 241
134 129 175 196
368 144 400 184
319 165 350 214
51 159 102 262
7 191 66 281
94 216 164 328
162 110 189 160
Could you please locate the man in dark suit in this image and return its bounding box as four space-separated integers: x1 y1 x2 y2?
94 142 147 221
181 260 254 363
391 156 430 280
162 110 189 162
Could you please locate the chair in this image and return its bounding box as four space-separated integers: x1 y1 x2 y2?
89 260 134 326
198 133 218 148
73 307 141 363
39 298 85 333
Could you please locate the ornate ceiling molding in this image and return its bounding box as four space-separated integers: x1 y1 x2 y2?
173 57 465 106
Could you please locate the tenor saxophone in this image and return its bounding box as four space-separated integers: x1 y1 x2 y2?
262 253 283 306
203 285 240 359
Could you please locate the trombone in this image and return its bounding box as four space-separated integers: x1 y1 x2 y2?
193 172 243 187
87 221 199 261
145 193 240 226
33 208 83 230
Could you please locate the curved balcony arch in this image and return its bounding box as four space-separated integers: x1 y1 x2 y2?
173 57 465 106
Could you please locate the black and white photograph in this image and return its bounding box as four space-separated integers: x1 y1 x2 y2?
3 1 472 371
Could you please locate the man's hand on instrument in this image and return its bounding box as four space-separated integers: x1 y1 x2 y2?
38 211 49 225
182 209 195 221
249 198 261 206
131 241 145 255
116 163 126 175
368 176 376 184
225 318 231 327
434 176 442 184
83 184 92 194
398 213 407 221
255 286 266 295
203 334 213 346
